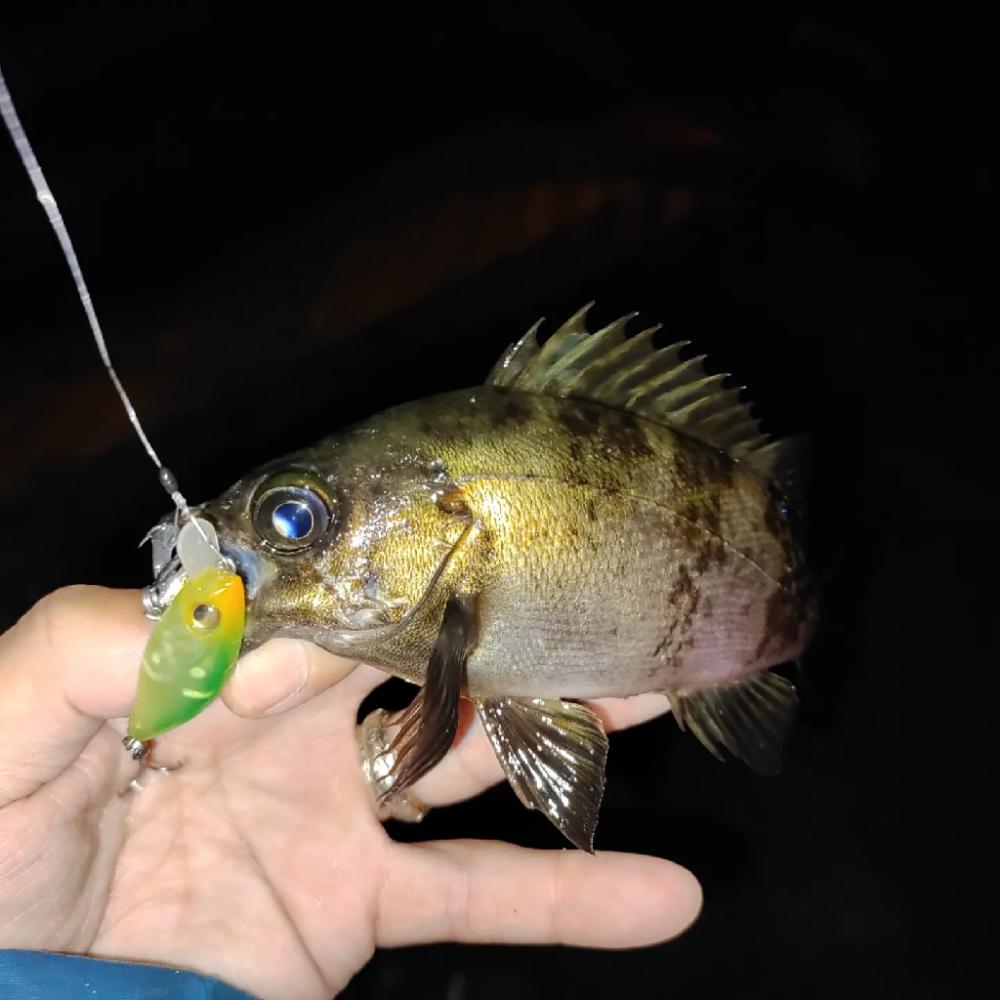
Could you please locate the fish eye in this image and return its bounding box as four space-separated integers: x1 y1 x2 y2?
253 479 332 552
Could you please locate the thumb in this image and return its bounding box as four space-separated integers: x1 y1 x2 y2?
221 638 358 718
0 586 151 806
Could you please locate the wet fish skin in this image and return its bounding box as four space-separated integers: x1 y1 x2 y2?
188 308 816 849
205 384 814 694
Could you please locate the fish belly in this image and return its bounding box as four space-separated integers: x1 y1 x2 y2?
461 479 810 700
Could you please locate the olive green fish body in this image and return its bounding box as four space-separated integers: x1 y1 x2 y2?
278 388 814 702
195 306 817 850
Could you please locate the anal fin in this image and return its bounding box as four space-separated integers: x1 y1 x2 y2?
476 696 608 852
669 669 798 775
380 593 478 799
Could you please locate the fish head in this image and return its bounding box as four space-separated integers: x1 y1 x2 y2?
150 431 469 655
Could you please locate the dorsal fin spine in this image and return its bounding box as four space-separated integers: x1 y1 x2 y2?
529 302 594 378
564 325 660 397
485 319 543 387
553 312 637 379
611 340 690 398
641 372 725 416
583 338 663 405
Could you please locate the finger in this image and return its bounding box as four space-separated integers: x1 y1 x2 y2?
338 662 396 706
588 691 671 730
408 711 499 808
377 839 702 948
221 638 359 718
0 586 151 804
411 692 672 808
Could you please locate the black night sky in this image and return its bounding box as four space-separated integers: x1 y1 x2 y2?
0 7 991 998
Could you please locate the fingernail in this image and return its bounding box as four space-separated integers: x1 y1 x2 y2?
232 645 309 715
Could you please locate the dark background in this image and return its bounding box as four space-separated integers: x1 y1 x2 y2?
0 6 991 998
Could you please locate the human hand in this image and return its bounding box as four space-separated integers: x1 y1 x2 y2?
0 586 702 999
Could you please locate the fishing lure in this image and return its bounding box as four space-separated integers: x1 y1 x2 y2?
125 519 245 752
0 67 244 763
127 565 244 743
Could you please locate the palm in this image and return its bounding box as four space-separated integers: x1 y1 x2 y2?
39 669 386 998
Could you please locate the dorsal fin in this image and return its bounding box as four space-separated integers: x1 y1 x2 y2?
486 306 802 497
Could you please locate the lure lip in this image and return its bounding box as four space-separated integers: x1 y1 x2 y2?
140 514 275 620
140 517 179 577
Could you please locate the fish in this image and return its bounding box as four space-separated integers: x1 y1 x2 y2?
144 304 818 850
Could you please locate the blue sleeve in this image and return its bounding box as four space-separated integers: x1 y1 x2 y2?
0 950 259 999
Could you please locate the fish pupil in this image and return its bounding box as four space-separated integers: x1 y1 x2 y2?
272 500 315 540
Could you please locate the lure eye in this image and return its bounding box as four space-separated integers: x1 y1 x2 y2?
191 603 221 630
253 482 331 552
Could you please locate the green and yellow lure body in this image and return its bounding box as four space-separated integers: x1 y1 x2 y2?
127 564 245 742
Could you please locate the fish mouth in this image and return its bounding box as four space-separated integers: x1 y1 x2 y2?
139 510 275 620
218 538 276 601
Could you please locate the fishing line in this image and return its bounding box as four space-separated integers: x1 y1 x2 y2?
0 64 218 555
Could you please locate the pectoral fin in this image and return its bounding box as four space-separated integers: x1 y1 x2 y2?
476 696 609 852
380 593 478 799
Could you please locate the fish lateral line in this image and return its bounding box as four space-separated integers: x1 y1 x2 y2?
446 471 798 595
